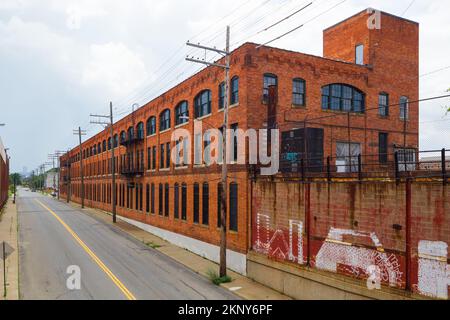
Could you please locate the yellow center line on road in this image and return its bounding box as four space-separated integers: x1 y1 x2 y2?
34 199 136 300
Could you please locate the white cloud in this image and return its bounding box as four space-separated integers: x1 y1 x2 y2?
82 42 148 98
65 3 107 30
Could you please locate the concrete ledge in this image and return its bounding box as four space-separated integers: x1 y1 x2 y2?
247 251 423 300
117 215 247 275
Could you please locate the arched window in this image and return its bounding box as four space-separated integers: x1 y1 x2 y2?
400 96 409 120
175 101 189 125
102 140 107 152
120 131 126 143
321 84 365 113
93 145 97 156
107 137 112 150
146 116 156 136
127 126 134 141
292 78 306 106
218 82 225 110
159 109 171 131
113 134 119 148
194 90 211 118
263 73 277 103
97 143 101 154
137 122 144 139
230 76 239 105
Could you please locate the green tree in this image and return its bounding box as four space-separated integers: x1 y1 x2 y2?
9 173 22 186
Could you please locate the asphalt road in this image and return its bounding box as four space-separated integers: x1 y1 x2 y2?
17 189 237 300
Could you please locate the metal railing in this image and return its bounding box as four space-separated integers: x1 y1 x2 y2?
275 148 449 184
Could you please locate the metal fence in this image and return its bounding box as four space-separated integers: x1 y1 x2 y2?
276 148 449 183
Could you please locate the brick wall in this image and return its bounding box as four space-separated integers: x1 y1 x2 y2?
251 178 449 299
0 137 8 209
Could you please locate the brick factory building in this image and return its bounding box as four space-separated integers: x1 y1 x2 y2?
0 136 9 210
60 9 419 274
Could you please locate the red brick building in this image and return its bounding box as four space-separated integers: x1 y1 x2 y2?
60 9 419 274
0 136 9 209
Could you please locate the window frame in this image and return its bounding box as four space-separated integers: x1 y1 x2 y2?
292 78 306 106
263 73 278 103
230 76 239 105
159 109 171 131
378 92 389 117
147 116 156 136
175 101 189 126
194 90 212 118
321 84 365 113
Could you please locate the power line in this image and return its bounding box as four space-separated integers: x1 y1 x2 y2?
420 65 450 78
256 0 347 48
256 1 313 34
401 0 416 16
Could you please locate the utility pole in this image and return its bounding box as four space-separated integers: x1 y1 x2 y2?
49 151 65 200
73 128 87 208
186 26 230 277
90 102 117 223
48 154 56 194
55 150 66 200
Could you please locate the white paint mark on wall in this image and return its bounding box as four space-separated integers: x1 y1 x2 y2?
315 228 402 287
417 240 449 299
254 213 304 264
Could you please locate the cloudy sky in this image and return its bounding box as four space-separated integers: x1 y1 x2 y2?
0 0 449 173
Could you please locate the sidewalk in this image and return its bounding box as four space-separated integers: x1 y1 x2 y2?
63 200 290 300
0 199 19 300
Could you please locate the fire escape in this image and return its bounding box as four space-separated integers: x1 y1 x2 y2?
120 113 145 178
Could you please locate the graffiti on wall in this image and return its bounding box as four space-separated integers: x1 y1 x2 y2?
254 213 304 264
417 240 450 299
253 212 449 299
315 228 402 287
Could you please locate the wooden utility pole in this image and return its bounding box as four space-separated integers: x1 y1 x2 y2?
90 103 117 223
186 26 230 277
73 127 86 208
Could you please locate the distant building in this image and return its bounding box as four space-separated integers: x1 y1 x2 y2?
45 170 59 190
419 156 450 170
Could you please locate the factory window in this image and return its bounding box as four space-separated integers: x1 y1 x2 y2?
321 84 365 113
355 44 364 65
230 76 239 105
137 122 144 139
175 101 189 125
164 183 169 217
160 109 171 131
400 96 409 120
181 183 187 221
174 183 179 219
218 82 225 110
194 90 212 118
202 183 209 226
147 116 156 135
292 78 306 106
229 182 238 232
193 183 199 223
263 73 277 103
379 92 389 116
